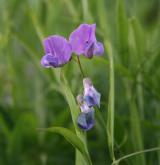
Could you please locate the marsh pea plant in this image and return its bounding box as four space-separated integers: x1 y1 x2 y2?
0 0 160 164
39 23 159 165
40 24 105 165
41 23 103 130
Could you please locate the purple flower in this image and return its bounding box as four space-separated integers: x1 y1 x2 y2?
77 94 95 131
76 78 101 131
77 109 95 131
77 94 90 113
41 35 72 68
69 24 104 58
83 78 101 108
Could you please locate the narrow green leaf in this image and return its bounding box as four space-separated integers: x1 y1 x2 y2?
130 17 145 59
39 127 92 165
61 75 80 132
105 40 115 161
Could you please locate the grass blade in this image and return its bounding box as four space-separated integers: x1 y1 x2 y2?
105 40 115 161
112 147 160 165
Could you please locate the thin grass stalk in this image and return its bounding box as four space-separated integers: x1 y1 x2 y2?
112 147 160 165
105 41 115 161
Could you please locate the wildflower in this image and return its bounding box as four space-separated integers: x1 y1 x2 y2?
76 78 101 131
77 94 95 131
83 78 101 108
41 35 72 68
69 24 104 58
77 108 95 131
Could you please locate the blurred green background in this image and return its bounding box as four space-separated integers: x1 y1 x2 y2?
0 0 160 164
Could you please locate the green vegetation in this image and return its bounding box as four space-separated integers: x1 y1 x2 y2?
0 0 160 164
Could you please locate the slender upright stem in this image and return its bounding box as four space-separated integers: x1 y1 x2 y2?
77 56 85 78
105 41 115 161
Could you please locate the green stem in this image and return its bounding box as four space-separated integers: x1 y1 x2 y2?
112 147 160 165
77 56 85 78
105 41 115 161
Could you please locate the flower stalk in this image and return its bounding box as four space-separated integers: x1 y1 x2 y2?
77 56 85 78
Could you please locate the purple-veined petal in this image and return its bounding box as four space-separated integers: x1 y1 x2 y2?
41 54 59 68
77 109 95 131
77 94 91 113
93 41 104 56
84 87 101 108
69 24 96 55
84 42 94 58
84 95 96 107
83 78 101 107
89 24 96 42
80 103 90 113
42 35 72 68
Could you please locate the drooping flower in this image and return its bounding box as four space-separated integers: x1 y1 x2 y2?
69 24 104 58
41 35 72 68
76 77 101 131
77 94 95 131
83 78 101 108
77 108 95 131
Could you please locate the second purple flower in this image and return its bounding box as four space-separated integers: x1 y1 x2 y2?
69 24 104 58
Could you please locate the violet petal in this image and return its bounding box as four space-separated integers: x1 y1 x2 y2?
77 109 95 131
93 41 104 56
84 87 101 108
69 24 96 56
42 35 72 68
41 54 59 68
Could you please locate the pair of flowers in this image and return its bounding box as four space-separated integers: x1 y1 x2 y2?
41 24 104 68
77 78 100 131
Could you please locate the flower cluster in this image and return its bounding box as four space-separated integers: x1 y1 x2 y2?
77 78 101 131
41 24 104 68
41 24 103 131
